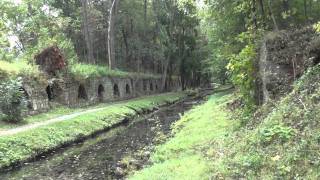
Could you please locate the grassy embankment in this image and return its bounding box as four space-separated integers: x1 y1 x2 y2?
0 60 162 81
0 92 186 170
131 65 320 179
130 90 237 179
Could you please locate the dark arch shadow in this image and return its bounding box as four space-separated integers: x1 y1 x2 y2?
150 83 154 91
125 84 131 94
143 80 147 91
46 85 54 101
98 84 105 102
78 84 88 100
113 84 120 97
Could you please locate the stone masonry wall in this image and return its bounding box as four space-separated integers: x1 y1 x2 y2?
23 75 179 115
256 27 320 104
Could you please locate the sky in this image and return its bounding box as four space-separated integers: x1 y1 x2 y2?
13 0 22 5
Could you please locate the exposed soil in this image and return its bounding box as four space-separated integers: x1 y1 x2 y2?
0 93 207 180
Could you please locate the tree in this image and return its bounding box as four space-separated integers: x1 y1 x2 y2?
81 0 95 63
108 0 119 69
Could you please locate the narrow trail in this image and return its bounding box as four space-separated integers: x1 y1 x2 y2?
0 93 204 180
0 107 107 136
0 94 165 136
0 89 217 137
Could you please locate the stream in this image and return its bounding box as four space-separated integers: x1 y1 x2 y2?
0 93 207 180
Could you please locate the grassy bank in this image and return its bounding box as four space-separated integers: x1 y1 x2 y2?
130 90 237 179
69 63 162 80
131 65 320 179
205 64 320 179
0 60 162 83
0 92 186 170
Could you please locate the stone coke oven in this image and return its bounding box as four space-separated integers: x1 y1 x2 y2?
21 74 171 115
256 27 320 104
21 46 180 114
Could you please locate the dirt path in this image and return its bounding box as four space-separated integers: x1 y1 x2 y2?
0 107 107 136
0 95 203 180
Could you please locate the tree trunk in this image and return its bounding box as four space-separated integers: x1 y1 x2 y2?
267 0 279 31
81 0 95 64
121 28 129 64
161 56 170 92
108 0 119 69
252 0 258 30
258 0 265 19
304 0 308 20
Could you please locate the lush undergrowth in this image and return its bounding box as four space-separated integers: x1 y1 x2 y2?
0 92 179 130
131 65 320 179
0 107 79 130
0 60 161 82
0 61 40 80
130 90 237 179
69 63 161 80
209 64 320 179
0 92 185 169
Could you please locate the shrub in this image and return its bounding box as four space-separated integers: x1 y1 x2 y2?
227 43 256 111
0 60 40 80
0 77 27 123
259 124 295 145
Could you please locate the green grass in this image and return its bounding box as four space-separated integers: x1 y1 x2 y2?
130 65 320 179
130 91 237 180
69 63 162 81
0 61 162 82
0 92 186 169
0 107 76 130
130 66 320 179
0 93 184 130
0 60 40 80
202 65 320 179
212 64 320 179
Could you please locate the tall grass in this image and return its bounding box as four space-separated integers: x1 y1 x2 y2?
0 60 40 79
0 60 161 81
130 91 236 180
69 63 161 80
0 92 186 169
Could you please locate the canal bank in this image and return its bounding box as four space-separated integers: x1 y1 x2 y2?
0 92 187 172
0 91 209 179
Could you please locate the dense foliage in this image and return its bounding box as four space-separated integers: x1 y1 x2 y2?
0 78 27 123
199 0 320 108
0 92 185 169
0 0 209 91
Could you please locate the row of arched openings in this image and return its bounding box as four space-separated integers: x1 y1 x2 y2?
76 83 131 102
143 81 157 92
45 82 156 103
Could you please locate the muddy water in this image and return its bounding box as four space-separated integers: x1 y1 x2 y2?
0 95 205 180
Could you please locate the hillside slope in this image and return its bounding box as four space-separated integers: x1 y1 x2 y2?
130 65 320 179
216 64 320 179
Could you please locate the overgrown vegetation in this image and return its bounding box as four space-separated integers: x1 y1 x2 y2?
200 64 320 179
2 0 320 178
0 78 27 123
69 63 161 81
0 92 185 169
131 63 320 179
0 61 40 80
200 0 320 109
0 0 208 89
130 91 236 179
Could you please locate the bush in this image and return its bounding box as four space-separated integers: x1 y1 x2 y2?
259 124 295 145
227 43 256 112
0 77 27 123
0 60 40 80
